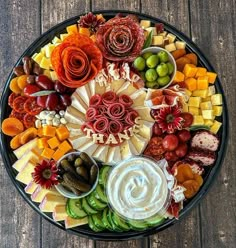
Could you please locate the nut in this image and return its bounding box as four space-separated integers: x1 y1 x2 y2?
33 62 43 75
22 56 33 75
27 75 35 84
13 66 25 76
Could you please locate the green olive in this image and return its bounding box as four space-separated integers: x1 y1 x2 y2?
157 75 171 87
157 51 169 63
145 69 158 82
133 56 146 71
146 55 159 69
145 81 159 89
156 63 169 77
142 52 153 60
166 62 174 75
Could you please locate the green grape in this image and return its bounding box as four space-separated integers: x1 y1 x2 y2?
145 69 158 81
156 63 169 77
157 51 169 63
146 55 159 69
133 56 146 71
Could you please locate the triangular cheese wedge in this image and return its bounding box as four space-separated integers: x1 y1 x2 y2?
138 121 154 140
71 92 87 114
130 134 148 154
110 79 125 93
75 85 90 106
65 216 88 229
39 194 66 212
53 205 67 221
133 107 154 122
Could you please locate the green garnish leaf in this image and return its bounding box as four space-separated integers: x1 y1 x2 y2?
189 125 210 131
143 30 153 49
30 90 56 97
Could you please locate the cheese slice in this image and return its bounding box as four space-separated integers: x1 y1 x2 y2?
13 138 38 159
39 194 66 212
95 81 106 95
106 145 122 164
130 134 148 154
75 85 90 106
116 81 136 95
134 107 154 122
24 180 38 194
89 79 96 96
31 185 60 203
120 140 133 160
69 135 91 150
52 205 68 221
65 216 88 229
65 106 85 125
16 162 35 185
93 145 109 163
85 83 91 100
71 92 87 114
66 123 83 137
79 140 97 155
128 140 139 155
132 91 147 107
110 79 125 93
138 121 153 140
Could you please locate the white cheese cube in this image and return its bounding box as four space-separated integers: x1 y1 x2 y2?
140 20 151 28
211 94 223 105
202 110 215 120
167 33 176 43
152 35 164 46
175 41 186 49
165 43 176 52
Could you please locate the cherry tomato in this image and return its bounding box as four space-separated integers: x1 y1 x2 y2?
37 95 48 108
35 75 54 90
13 96 27 113
177 129 191 142
162 134 179 151
23 113 36 128
164 151 179 162
181 112 193 128
46 93 59 110
24 98 43 115
23 84 40 97
175 143 188 157
152 122 163 136
8 93 19 108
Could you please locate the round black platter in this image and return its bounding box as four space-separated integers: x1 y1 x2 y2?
0 10 229 241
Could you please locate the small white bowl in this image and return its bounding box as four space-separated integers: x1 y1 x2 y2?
141 46 177 89
55 151 99 199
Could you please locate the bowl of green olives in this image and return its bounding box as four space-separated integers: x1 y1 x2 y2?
133 47 177 89
55 151 99 199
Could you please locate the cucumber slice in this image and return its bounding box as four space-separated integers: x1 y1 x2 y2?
145 215 166 227
87 192 107 211
68 199 87 219
107 209 123 232
99 165 110 186
81 197 98 215
88 215 103 232
128 219 148 231
102 208 113 231
112 212 130 231
94 184 108 203
91 213 105 230
66 200 77 218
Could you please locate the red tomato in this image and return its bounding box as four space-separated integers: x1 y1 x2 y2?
23 84 41 97
177 129 191 142
175 143 188 157
23 113 36 128
181 112 193 128
162 134 179 151
8 93 19 108
24 98 43 115
13 96 27 113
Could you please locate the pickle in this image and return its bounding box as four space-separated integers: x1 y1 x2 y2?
74 157 83 167
61 181 82 195
63 172 91 192
90 164 98 185
80 152 93 169
60 159 77 176
76 165 89 181
67 153 77 162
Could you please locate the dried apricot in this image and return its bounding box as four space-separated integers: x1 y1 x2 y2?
171 49 186 60
9 77 21 94
175 164 194 183
17 75 28 90
176 57 191 72
193 174 203 187
19 127 38 144
2 117 24 136
184 53 198 66
10 133 22 149
183 179 200 199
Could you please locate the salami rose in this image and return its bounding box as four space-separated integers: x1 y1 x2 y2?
107 103 125 119
89 94 102 106
51 34 103 88
93 117 109 133
109 120 123 134
86 107 98 121
102 91 118 105
125 110 139 125
119 94 133 107
96 16 145 62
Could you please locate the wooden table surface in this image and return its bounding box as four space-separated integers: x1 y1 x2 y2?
0 0 235 247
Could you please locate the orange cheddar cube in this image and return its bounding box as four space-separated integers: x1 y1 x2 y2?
41 147 55 160
56 126 70 141
66 24 78 34
47 136 60 149
173 71 185 83
42 125 56 137
37 128 43 137
52 148 66 161
185 78 197 91
38 137 49 149
195 67 207 77
183 64 198 78
197 76 209 90
58 140 72 153
206 72 217 84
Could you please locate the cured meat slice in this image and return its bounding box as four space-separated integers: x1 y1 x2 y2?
93 117 109 133
108 120 123 134
119 94 133 107
89 94 102 106
125 110 139 125
96 16 145 62
107 103 125 119
102 91 117 105
85 107 98 121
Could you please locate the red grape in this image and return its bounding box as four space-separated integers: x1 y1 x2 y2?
177 129 191 142
181 112 194 128
164 151 179 162
162 134 179 151
35 75 54 90
54 80 67 93
46 93 59 110
152 122 163 136
37 95 48 108
23 84 40 96
175 143 188 157
59 94 71 107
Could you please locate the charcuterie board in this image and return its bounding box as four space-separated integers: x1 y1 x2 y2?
0 10 228 240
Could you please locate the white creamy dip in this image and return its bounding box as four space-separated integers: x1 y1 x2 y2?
106 157 169 220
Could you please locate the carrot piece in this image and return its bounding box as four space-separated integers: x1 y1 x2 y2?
17 75 28 90
184 53 198 66
175 164 194 183
20 127 38 145
78 27 90 37
183 64 198 78
185 78 197 91
176 57 191 72
9 77 21 94
10 133 22 149
173 71 185 83
56 126 70 141
2 117 24 137
52 148 66 161
206 72 217 84
183 179 200 199
195 67 207 77
47 136 60 149
197 76 209 90
171 49 186 60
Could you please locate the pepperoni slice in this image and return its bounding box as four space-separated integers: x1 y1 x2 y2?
10 110 25 121
23 113 36 128
13 96 28 113
24 98 43 115
93 117 109 133
125 110 139 125
109 120 123 134
119 94 133 107
97 105 107 115
8 93 20 108
107 103 125 119
102 91 117 105
85 107 98 121
89 94 102 106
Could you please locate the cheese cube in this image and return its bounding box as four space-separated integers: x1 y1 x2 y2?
175 41 186 50
165 43 176 52
66 24 78 34
204 119 213 126
210 120 222 134
213 106 223 116
146 27 157 36
200 101 212 110
159 31 167 37
52 36 62 44
40 57 51 70
45 44 56 58
206 72 217 84
192 115 204 125
43 69 52 79
50 71 58 81
185 89 192 97
197 76 209 90
140 20 151 28
41 147 55 160
41 45 47 56
211 94 222 105
152 35 164 46
188 97 201 108
182 104 188 112
192 89 208 98
189 106 199 115
202 96 211 102
195 67 207 77
207 85 216 96
202 110 215 120
167 33 176 43
33 52 44 65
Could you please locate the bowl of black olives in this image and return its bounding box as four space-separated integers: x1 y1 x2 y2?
55 151 99 199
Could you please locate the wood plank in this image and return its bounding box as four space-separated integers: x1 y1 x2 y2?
142 1 201 247
41 1 94 247
190 1 236 247
0 0 41 247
